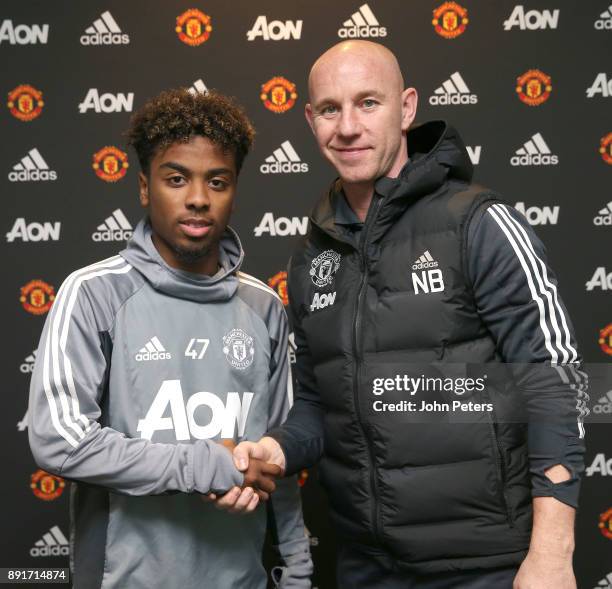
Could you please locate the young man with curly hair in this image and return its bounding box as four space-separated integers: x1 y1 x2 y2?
28 88 312 589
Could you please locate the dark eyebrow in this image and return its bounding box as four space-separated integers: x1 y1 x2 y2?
205 167 235 179
159 162 190 175
158 162 235 179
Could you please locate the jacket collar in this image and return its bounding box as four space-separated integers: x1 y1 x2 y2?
310 120 473 243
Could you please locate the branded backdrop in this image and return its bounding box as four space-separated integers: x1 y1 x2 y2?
1 1 611 587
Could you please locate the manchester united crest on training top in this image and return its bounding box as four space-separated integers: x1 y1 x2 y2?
223 329 255 370
310 250 341 287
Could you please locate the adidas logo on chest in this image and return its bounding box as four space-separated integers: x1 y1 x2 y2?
411 250 445 294
135 336 171 362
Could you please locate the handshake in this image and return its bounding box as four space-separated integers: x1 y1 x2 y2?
206 437 287 513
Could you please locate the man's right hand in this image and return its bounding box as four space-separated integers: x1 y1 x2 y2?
211 437 287 513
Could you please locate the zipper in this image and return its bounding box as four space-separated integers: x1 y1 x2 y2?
487 415 515 527
351 195 385 544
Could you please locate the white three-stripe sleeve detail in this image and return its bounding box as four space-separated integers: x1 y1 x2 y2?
554 365 588 439
59 264 133 433
493 204 570 363
51 257 125 436
42 258 119 446
496 204 577 362
42 329 79 448
43 257 129 447
487 207 558 363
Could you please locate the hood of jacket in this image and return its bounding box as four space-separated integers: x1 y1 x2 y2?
310 120 473 239
120 218 243 303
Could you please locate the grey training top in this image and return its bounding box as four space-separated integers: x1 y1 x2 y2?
28 219 310 589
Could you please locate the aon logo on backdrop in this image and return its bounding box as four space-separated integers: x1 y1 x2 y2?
137 380 253 441
79 88 134 113
503 6 560 30
586 453 612 476
247 16 302 40
514 202 559 225
6 219 60 242
254 213 308 236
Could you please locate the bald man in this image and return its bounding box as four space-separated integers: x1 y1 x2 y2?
220 41 585 589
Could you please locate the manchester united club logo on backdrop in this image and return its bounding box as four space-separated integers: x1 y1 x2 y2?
20 280 55 315
516 70 552 106
31 470 65 501
310 250 341 287
261 77 297 113
7 84 44 121
599 323 612 355
176 9 212 46
268 271 289 306
600 133 612 165
432 2 468 39
599 507 612 539
93 146 129 182
223 329 255 370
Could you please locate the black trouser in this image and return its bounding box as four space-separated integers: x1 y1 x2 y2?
337 542 518 589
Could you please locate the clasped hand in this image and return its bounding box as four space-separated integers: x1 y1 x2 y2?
202 439 284 513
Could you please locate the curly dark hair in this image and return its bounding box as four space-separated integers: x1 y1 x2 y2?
126 88 255 175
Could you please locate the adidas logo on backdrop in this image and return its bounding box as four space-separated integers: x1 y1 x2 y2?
80 11 129 45
30 526 69 557
135 337 171 362
188 79 208 95
20 349 37 373
92 209 133 242
338 4 386 38
260 141 308 174
429 72 478 105
510 133 558 166
595 5 612 29
594 201 612 226
9 148 57 182
592 390 612 414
